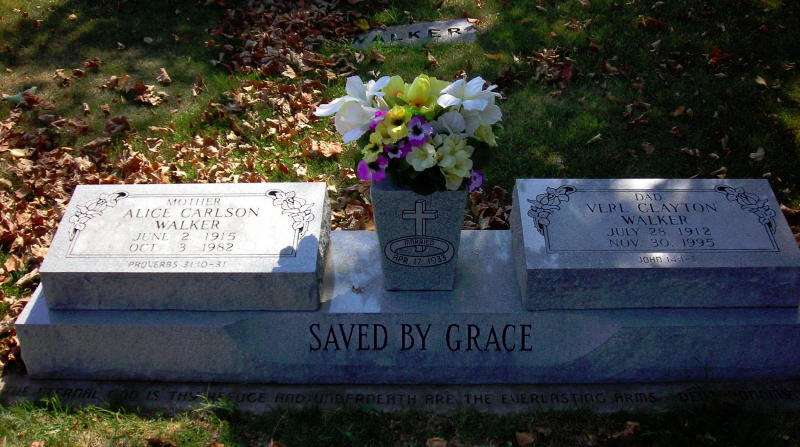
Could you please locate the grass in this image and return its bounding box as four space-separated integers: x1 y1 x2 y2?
1 396 800 446
2 0 800 443
363 0 800 200
0 0 233 150
0 395 236 446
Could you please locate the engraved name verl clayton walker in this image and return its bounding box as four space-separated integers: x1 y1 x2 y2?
384 199 455 267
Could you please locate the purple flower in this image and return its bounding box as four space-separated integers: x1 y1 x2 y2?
407 115 433 147
369 110 388 131
383 142 411 159
466 169 484 192
356 155 389 182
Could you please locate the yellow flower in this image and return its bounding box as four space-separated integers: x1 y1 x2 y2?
382 106 409 142
369 130 388 146
407 142 437 171
443 171 464 190
382 76 405 99
386 106 408 126
401 75 449 116
474 124 497 146
361 143 382 163
436 134 474 182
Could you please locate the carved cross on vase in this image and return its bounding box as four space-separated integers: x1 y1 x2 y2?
402 199 438 252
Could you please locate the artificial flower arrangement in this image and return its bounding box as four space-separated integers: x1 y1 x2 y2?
314 74 502 195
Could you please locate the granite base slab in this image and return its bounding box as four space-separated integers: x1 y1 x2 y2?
16 231 800 384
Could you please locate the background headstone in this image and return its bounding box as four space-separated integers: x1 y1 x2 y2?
353 19 476 49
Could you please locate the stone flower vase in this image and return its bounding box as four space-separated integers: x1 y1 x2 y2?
370 179 467 290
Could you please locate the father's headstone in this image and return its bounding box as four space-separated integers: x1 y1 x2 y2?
511 178 800 310
40 183 329 311
353 19 476 49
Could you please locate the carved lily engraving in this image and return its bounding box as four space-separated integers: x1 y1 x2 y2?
526 185 576 235
715 185 777 234
69 192 128 240
266 189 315 237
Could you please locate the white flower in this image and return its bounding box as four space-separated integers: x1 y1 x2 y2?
437 76 500 111
334 101 378 143
431 110 467 136
314 76 391 142
461 97 502 136
314 75 390 116
407 142 437 171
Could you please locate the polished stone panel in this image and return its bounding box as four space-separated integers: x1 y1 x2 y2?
40 183 329 311
512 179 800 310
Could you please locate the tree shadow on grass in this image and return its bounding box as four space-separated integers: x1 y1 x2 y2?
0 0 229 146
470 0 800 201
2 0 218 72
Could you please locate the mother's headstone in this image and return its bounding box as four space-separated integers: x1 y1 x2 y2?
40 183 329 311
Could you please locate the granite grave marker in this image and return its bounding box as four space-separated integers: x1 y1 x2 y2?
40 183 330 311
511 178 800 310
352 18 476 49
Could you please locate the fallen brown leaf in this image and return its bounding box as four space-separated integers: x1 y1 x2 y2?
516 432 536 447
427 51 438 67
15 268 39 287
370 47 385 63
83 57 103 68
638 15 666 31
4 255 21 272
301 137 343 158
749 147 765 161
612 421 641 439
144 138 164 152
281 65 297 80
105 116 131 135
156 68 172 85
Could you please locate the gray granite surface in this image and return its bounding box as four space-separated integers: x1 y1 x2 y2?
370 180 467 290
16 230 800 384
352 19 476 49
512 179 800 310
40 183 330 311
